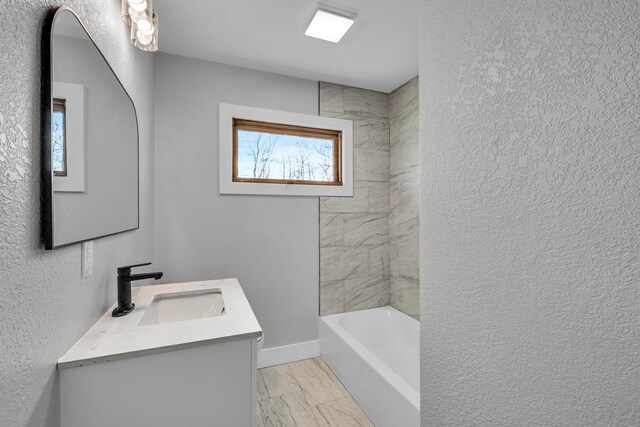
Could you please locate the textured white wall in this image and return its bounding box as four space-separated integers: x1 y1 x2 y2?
0 2 155 426
420 1 640 425
154 53 319 349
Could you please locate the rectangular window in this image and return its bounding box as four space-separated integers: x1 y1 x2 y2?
52 97 67 177
219 103 353 197
233 119 342 186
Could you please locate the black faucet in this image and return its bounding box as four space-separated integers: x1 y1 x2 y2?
112 262 163 317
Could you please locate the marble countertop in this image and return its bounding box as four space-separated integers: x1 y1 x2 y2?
58 278 262 369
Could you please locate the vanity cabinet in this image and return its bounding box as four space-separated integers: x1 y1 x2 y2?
60 338 258 426
58 279 262 427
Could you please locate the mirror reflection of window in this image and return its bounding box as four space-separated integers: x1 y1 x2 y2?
52 97 67 177
45 9 139 248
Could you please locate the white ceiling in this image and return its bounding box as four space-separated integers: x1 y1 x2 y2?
154 0 418 93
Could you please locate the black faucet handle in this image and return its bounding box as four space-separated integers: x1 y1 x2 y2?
117 262 152 275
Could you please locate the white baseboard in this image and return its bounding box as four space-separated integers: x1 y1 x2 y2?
257 340 320 368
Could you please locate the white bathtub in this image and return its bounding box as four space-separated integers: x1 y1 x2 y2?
319 306 420 427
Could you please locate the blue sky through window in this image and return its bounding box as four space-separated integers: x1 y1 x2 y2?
237 130 334 182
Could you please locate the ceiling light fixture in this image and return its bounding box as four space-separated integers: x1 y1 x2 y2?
122 0 158 51
305 9 354 43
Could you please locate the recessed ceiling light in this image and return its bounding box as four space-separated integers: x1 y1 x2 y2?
305 9 354 43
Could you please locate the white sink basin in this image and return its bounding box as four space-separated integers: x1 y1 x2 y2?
139 289 225 326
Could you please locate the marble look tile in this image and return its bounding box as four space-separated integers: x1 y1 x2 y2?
320 82 392 317
390 241 419 285
390 121 419 172
289 358 349 406
313 397 374 427
280 392 322 426
389 208 419 241
320 247 368 281
320 281 344 316
389 76 418 119
390 79 419 177
354 148 389 182
319 111 389 152
344 276 389 311
259 392 320 427
390 103 418 142
343 214 388 246
389 175 400 215
390 162 419 183
354 117 390 151
257 370 269 401
344 86 389 119
261 364 300 398
389 167 419 215
257 403 266 427
390 146 419 177
320 182 368 213
391 277 420 319
368 181 390 213
389 210 419 246
320 214 343 248
319 82 344 114
368 243 390 279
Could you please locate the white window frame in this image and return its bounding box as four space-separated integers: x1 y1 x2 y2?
219 103 353 197
53 81 86 193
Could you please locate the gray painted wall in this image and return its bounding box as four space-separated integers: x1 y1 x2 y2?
153 53 319 349
389 77 419 318
319 82 391 315
0 1 155 426
420 1 640 425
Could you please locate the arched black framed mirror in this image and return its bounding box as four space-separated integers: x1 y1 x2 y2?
41 7 139 249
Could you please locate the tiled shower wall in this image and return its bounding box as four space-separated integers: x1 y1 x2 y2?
389 77 420 318
319 82 391 315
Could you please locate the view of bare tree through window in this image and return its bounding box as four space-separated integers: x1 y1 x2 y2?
236 129 336 182
52 98 67 176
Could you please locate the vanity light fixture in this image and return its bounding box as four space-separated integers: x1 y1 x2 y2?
121 0 158 51
305 9 354 43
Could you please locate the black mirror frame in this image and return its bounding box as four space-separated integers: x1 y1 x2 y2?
41 6 140 250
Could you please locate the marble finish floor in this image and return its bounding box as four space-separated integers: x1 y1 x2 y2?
258 357 374 426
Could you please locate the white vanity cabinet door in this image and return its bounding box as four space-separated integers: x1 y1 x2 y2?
60 338 257 427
